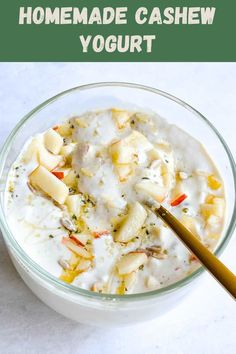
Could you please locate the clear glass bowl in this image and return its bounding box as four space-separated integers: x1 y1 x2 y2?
0 83 235 327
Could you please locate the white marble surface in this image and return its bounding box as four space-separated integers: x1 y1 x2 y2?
0 63 235 354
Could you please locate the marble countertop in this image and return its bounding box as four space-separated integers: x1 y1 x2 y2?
0 63 235 354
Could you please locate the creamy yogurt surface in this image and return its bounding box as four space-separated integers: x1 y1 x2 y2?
6 108 225 294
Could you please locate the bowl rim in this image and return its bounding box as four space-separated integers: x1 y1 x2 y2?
0 81 236 302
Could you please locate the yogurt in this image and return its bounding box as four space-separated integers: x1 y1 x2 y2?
6 108 225 294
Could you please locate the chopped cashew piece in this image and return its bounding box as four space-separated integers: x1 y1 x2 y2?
123 271 137 292
114 202 147 242
135 180 166 202
171 181 184 200
73 233 91 246
44 128 64 155
201 197 225 220
110 131 152 165
117 252 148 275
112 109 132 129
60 143 76 162
23 138 41 163
116 164 133 182
38 144 63 171
110 140 136 164
125 130 153 151
201 204 216 219
62 237 92 259
212 198 225 217
57 123 72 137
63 170 77 188
30 166 69 204
65 194 83 217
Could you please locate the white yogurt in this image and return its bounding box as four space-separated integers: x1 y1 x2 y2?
6 108 225 294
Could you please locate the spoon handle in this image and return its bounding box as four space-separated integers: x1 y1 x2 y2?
155 205 236 299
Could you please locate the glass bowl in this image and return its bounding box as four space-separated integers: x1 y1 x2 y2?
0 83 235 327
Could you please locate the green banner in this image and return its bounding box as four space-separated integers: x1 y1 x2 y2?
0 0 235 61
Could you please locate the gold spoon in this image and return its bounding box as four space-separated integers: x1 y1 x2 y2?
145 201 236 299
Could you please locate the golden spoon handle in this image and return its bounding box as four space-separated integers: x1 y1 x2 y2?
156 205 236 299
